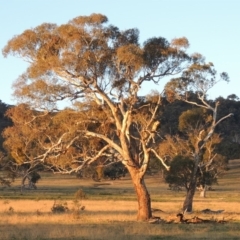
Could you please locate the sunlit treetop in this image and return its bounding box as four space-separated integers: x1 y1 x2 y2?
3 13 193 110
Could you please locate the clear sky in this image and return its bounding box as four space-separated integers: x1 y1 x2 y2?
1 0 239 105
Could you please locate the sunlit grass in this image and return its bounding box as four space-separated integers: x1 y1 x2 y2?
0 159 240 239
0 199 240 240
1 199 240 223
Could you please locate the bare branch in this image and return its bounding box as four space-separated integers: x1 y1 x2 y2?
150 149 170 171
215 113 233 126
88 145 110 164
85 131 123 155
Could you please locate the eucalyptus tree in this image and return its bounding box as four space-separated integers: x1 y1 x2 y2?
3 13 209 220
3 104 50 191
165 55 233 212
162 131 227 198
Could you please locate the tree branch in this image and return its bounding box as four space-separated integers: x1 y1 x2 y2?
85 131 123 156
150 149 170 171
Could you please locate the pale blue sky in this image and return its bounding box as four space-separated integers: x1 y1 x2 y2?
1 0 239 105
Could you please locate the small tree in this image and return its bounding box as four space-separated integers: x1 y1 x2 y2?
165 153 227 197
165 55 233 212
2 104 46 192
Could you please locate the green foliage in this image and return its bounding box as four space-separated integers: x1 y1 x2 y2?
76 162 127 181
0 100 12 152
165 155 194 190
102 162 127 180
178 108 210 132
0 153 16 188
143 37 170 68
165 154 227 191
30 171 41 184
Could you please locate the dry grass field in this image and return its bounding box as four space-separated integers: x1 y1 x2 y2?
0 159 240 240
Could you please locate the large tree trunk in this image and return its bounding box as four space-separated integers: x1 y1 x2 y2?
183 187 195 212
183 154 200 212
128 167 152 221
183 177 197 212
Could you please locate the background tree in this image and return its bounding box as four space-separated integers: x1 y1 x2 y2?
215 96 240 159
0 101 15 187
0 100 12 151
0 151 17 187
164 54 233 212
2 104 50 191
163 134 227 197
165 155 196 191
